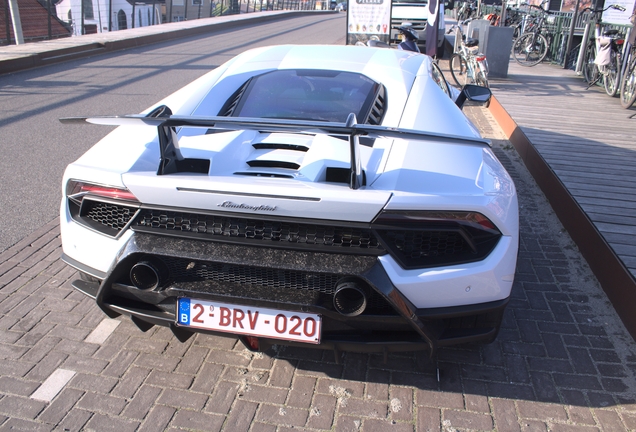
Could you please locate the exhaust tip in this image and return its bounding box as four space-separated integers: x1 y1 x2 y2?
130 260 166 291
333 281 367 316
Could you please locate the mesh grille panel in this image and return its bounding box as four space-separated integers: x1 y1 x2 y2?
165 257 340 293
158 257 394 313
133 209 383 251
83 201 136 232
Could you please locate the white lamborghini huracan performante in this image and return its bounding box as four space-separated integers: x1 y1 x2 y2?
60 45 518 356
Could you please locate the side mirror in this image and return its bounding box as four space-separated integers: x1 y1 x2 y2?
455 84 492 109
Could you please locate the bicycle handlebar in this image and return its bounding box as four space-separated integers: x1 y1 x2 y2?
580 4 626 14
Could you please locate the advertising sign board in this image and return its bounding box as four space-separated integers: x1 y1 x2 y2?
602 0 636 25
346 0 393 45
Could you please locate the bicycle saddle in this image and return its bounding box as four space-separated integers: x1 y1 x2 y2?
465 38 479 47
603 29 619 37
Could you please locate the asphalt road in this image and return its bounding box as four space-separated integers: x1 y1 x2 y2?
0 13 347 253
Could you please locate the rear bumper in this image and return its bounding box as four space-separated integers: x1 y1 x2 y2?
63 231 509 354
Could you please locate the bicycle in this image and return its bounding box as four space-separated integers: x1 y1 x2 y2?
456 0 477 23
619 13 636 108
621 47 636 108
580 4 627 97
511 1 554 67
447 20 489 88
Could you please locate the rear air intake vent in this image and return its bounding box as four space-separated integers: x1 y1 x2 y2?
218 80 250 117
234 172 295 178
246 160 300 170
253 143 309 152
366 86 386 126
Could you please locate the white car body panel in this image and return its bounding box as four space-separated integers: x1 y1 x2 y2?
380 236 517 308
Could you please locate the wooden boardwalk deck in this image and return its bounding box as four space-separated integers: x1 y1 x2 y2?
487 59 636 337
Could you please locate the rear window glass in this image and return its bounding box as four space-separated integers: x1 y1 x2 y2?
232 69 380 123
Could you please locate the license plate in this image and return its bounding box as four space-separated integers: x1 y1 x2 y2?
177 298 321 344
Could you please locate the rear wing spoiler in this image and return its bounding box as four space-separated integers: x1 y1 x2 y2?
60 107 490 190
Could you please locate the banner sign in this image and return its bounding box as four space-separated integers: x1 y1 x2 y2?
346 0 392 45
602 0 636 25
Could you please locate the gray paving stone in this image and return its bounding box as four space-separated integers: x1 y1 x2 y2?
37 388 84 425
389 386 414 422
286 375 316 409
190 361 224 393
255 403 309 427
171 410 224 431
137 405 176 432
157 388 209 410
24 351 68 381
67 372 118 393
0 395 46 418
306 393 337 430
84 413 140 432
268 358 296 388
223 399 258 432
121 385 162 420
0 418 54 432
76 391 127 416
0 376 40 397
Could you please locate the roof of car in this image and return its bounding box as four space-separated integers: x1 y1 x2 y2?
221 44 431 87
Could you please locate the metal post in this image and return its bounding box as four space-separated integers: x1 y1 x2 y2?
97 0 103 32
47 0 52 39
7 0 24 44
575 13 592 73
499 0 506 27
563 0 581 68
184 0 188 19
4 0 11 43
81 0 85 34
132 3 136 27
108 0 112 30
153 0 156 23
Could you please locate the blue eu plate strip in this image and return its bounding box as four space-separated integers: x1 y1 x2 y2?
178 298 190 325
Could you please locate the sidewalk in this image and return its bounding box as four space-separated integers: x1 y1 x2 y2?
487 59 636 341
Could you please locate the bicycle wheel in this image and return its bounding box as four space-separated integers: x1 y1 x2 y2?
620 53 636 109
476 70 489 88
450 53 469 87
582 42 599 84
512 33 548 67
603 49 620 97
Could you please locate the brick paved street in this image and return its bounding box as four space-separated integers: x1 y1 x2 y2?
1 107 635 431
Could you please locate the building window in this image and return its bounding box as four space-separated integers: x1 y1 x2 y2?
118 10 128 29
83 0 94 19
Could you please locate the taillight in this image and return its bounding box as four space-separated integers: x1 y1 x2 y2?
373 211 499 231
476 55 487 62
65 180 140 237
371 211 502 269
66 180 139 203
616 39 624 45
